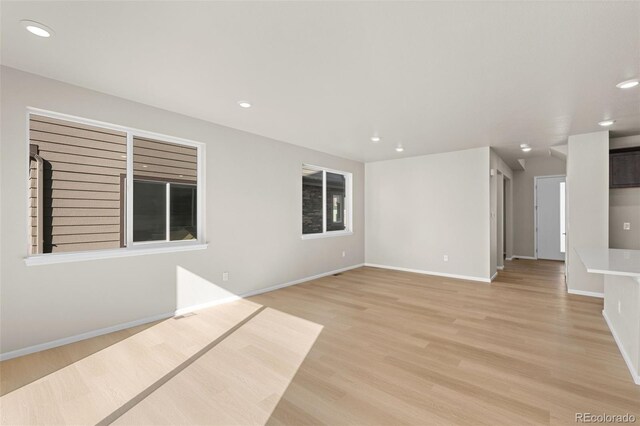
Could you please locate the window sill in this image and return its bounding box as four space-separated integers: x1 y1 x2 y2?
301 231 353 240
24 242 208 266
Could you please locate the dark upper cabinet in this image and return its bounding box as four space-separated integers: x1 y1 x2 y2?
610 147 640 188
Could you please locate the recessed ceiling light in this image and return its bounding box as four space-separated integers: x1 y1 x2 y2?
142 165 148 168
520 144 532 152
616 79 639 89
395 145 404 152
371 136 381 143
598 119 615 127
238 101 252 108
20 20 53 38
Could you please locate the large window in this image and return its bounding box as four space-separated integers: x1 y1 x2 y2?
302 164 352 238
27 111 204 260
132 136 198 243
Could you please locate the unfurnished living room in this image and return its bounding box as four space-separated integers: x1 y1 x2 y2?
1 1 640 425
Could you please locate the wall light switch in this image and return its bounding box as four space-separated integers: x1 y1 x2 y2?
342 251 346 258
443 255 449 262
222 272 229 282
623 222 631 230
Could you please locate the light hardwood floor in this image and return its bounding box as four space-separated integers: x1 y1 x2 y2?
254 260 640 425
0 299 264 425
2 260 639 425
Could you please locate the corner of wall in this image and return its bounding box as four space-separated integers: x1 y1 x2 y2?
566 131 609 294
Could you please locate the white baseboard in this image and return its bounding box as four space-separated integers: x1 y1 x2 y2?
173 295 242 317
242 263 365 298
364 263 490 283
0 312 174 361
505 257 513 261
490 271 498 281
0 263 365 361
568 289 604 298
511 255 537 260
175 263 366 316
602 310 640 385
497 266 504 270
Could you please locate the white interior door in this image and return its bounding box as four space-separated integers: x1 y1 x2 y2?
536 176 566 261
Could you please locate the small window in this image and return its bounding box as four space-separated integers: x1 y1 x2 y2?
170 184 197 241
302 166 323 235
326 172 346 232
332 194 343 223
302 165 352 237
28 112 203 257
133 181 167 242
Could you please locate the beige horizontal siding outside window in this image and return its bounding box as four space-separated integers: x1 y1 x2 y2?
27 112 204 261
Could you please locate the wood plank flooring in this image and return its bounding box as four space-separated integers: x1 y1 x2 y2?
113 308 323 425
252 260 640 425
0 299 263 425
2 259 639 425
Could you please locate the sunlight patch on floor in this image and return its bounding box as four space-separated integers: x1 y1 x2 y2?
112 308 323 425
0 299 262 425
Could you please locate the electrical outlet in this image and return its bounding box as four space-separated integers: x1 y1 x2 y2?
618 300 622 314
623 222 631 230
222 272 229 282
342 251 346 258
443 255 449 262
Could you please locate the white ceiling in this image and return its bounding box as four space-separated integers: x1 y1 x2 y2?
2 1 639 166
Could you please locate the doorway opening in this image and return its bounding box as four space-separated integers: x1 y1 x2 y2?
497 173 512 271
503 177 508 261
535 175 566 261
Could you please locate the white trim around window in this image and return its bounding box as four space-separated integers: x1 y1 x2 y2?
301 230 354 240
24 243 209 266
301 163 353 240
24 107 207 266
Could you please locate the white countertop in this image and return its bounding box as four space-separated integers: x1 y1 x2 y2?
577 248 640 278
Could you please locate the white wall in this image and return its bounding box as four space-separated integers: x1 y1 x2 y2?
512 156 566 258
0 67 365 356
365 147 491 281
566 131 609 295
610 188 640 250
603 274 640 383
610 135 640 150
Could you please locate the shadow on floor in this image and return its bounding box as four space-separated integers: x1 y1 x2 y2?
0 319 162 396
